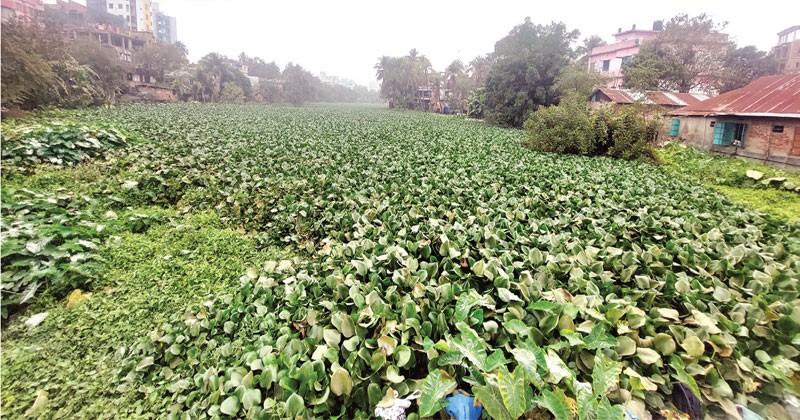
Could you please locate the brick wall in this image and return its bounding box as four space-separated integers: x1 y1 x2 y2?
672 116 800 168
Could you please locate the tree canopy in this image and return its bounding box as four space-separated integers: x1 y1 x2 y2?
483 18 579 126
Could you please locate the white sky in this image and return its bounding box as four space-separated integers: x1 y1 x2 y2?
78 0 795 87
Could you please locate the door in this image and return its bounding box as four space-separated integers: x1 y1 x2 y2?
792 127 800 156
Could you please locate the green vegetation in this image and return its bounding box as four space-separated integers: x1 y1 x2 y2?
523 95 658 161
657 143 800 222
2 105 799 419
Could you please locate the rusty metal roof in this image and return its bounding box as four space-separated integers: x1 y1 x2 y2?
593 88 709 107
671 74 800 117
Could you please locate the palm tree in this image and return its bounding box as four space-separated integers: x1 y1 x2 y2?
468 55 491 85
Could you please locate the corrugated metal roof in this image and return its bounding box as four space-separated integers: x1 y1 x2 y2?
671 74 800 117
593 88 709 107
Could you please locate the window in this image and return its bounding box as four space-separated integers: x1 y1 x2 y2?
670 119 680 136
108 2 113 9
602 60 610 71
126 4 129 10
713 122 747 147
773 125 785 133
118 4 123 9
710 121 715 127
622 56 633 64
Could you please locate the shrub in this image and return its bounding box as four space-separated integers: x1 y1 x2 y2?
523 93 594 155
523 96 659 161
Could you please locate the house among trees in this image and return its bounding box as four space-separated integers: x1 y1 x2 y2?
587 22 663 88
773 25 800 74
669 73 800 168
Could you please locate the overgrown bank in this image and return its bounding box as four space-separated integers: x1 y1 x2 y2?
657 143 800 223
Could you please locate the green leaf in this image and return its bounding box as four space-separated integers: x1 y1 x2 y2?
503 319 529 336
419 370 456 417
583 324 617 350
473 384 514 420
592 352 622 396
330 368 353 396
454 291 482 322
220 395 240 416
636 347 661 365
450 323 488 370
533 388 574 420
498 366 527 418
511 346 546 387
242 389 261 410
285 393 305 418
395 345 412 367
653 333 676 356
681 336 705 358
596 396 624 420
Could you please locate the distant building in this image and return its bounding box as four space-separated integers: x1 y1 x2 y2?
317 72 357 89
669 74 800 168
152 2 176 44
86 0 165 35
773 25 800 74
1 0 44 22
587 22 663 88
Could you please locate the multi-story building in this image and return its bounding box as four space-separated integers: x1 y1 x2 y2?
1 0 44 22
86 0 158 34
152 2 177 44
587 22 663 88
773 25 800 74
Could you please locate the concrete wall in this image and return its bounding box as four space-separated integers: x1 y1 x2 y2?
671 116 800 168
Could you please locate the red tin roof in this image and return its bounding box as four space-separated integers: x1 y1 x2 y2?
671 74 800 117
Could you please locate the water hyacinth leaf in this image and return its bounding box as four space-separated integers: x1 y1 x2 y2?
681 336 705 358
330 369 353 396
653 334 676 356
242 389 261 411
615 336 637 356
395 345 412 367
545 350 572 384
220 395 239 416
503 319 529 336
285 393 305 418
636 348 661 365
419 370 456 417
455 291 483 323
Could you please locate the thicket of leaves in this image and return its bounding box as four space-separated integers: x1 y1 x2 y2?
49 104 799 419
1 120 130 168
523 96 659 161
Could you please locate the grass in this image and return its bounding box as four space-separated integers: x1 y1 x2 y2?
1 198 293 417
656 142 800 223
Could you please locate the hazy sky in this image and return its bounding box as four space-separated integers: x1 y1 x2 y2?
93 0 797 86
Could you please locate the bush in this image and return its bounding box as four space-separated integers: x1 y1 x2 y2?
523 95 659 161
523 93 594 155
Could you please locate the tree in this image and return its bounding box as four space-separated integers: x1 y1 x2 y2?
1 19 66 108
282 63 315 105
135 42 187 83
483 18 579 126
719 46 776 93
220 82 245 102
622 14 732 93
68 40 130 103
576 35 607 64
554 64 609 99
467 54 493 85
194 53 250 102
238 52 281 79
